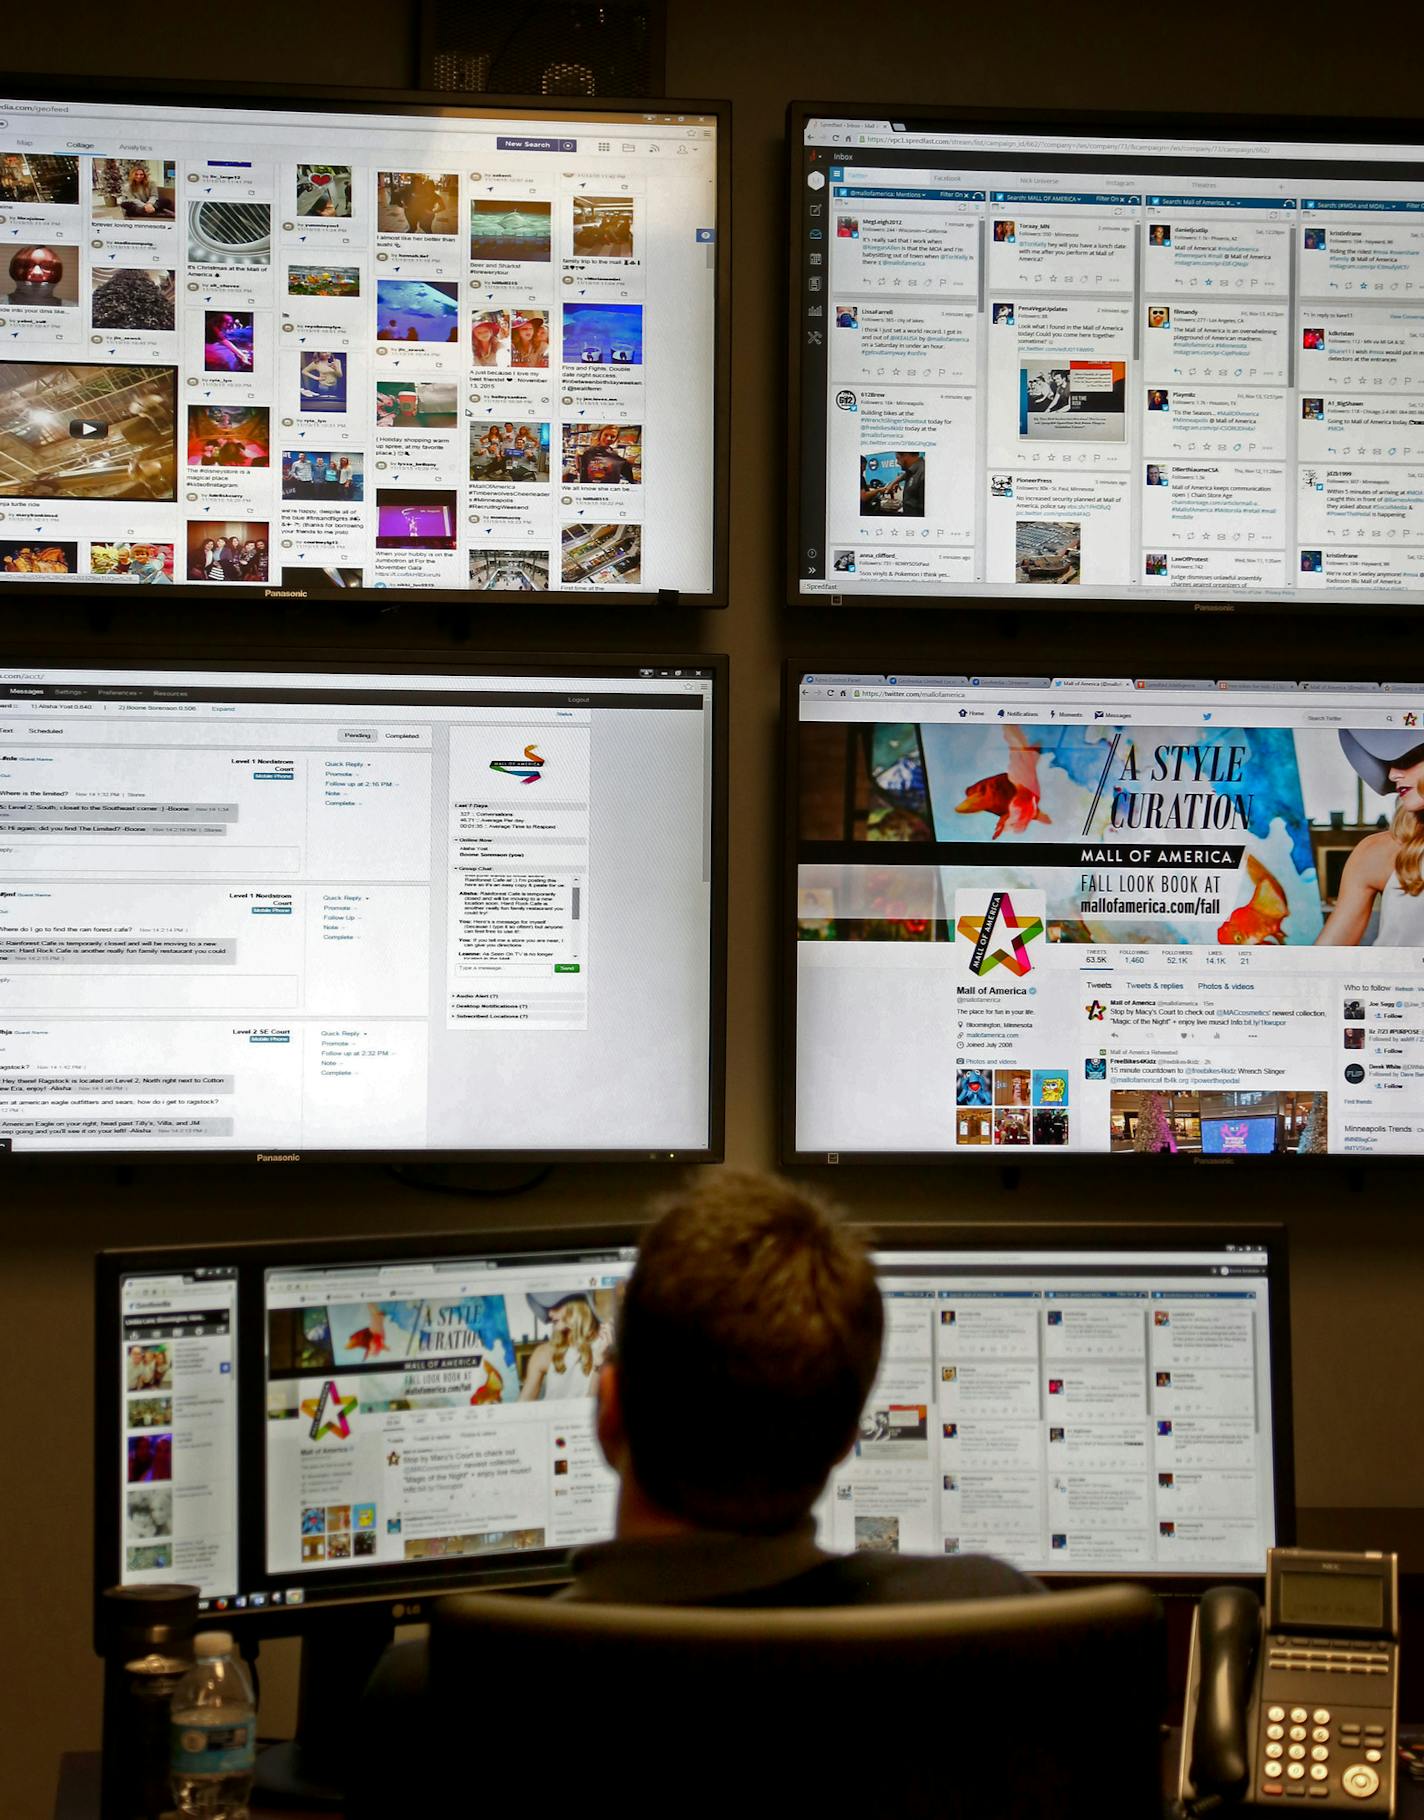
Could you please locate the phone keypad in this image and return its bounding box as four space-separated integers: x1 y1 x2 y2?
1259 1710 1392 1802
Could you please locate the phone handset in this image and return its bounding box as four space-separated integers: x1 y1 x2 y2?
1187 1584 1262 1807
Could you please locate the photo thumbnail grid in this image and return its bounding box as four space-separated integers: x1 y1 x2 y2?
0 103 719 593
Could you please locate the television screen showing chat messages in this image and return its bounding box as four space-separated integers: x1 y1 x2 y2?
0 662 718 1158
790 673 1424 1159
0 94 718 595
795 110 1424 605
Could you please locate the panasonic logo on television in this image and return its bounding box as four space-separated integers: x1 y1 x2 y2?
263 589 307 599
256 1152 301 1162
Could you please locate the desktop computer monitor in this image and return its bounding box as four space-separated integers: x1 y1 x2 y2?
819 1225 1293 1579
2 655 725 1161
787 667 1424 1161
95 1225 642 1801
0 78 728 603
94 1226 642 1639
789 100 1424 611
97 1219 1291 1639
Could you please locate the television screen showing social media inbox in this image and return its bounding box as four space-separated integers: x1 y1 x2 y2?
0 89 722 599
789 673 1424 1160
793 108 1424 607
0 661 721 1160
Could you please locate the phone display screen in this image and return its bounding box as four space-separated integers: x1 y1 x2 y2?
1278 1569 1384 1630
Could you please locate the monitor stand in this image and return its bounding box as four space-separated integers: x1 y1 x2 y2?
254 1607 395 1810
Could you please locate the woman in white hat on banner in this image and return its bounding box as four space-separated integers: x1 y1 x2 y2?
1316 729 1424 944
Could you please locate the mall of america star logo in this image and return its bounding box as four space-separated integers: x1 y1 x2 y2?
301 1380 359 1442
955 891 1045 978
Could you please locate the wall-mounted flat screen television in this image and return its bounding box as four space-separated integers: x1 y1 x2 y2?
790 102 1424 612
787 668 1424 1160
0 80 728 603
0 656 725 1161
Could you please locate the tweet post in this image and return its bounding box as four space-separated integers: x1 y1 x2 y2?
1141 300 1289 384
986 197 1138 292
1298 210 1424 298
828 299 978 386
1141 205 1292 293
826 384 975 549
828 185 981 294
984 471 1132 588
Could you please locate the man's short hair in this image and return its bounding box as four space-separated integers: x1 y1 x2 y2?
616 1172 883 1535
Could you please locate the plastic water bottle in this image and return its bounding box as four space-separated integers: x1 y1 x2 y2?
169 1631 256 1818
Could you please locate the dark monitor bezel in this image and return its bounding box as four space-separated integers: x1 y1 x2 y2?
4 649 727 1164
865 1220 1296 1592
94 1221 645 1649
785 97 1424 616
0 73 731 609
95 1217 1293 1648
780 658 1411 1168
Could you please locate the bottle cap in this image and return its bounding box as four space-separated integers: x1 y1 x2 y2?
193 1631 235 1658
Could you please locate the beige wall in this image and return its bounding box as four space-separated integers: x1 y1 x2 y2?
4 6 1423 1810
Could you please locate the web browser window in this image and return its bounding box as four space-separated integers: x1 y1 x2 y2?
262 1245 637 1591
792 673 1424 1157
117 1267 239 1604
795 113 1424 605
0 663 717 1156
817 1244 1277 1576
0 95 719 596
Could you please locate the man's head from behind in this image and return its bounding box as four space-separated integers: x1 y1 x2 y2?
600 1172 883 1536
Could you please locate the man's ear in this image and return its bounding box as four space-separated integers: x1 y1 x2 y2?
595 1359 626 1472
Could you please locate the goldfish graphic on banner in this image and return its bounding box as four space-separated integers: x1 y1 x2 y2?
955 727 1053 839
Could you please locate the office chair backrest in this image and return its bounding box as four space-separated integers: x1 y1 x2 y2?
429 1581 1165 1818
